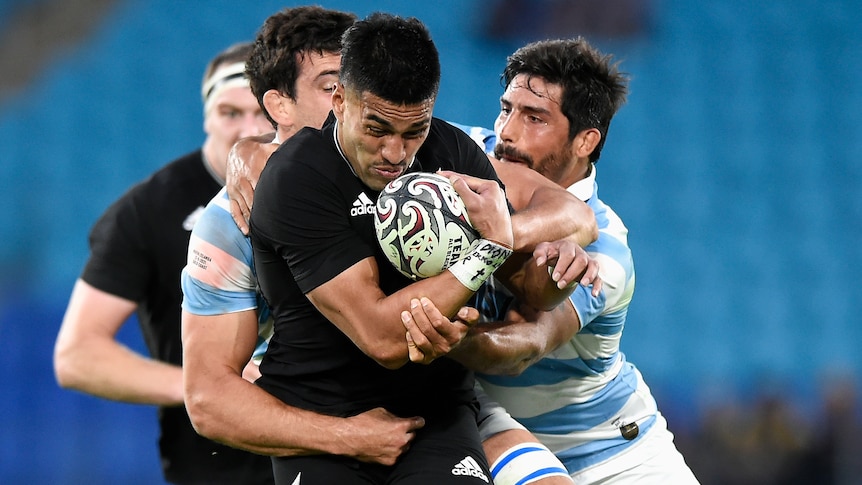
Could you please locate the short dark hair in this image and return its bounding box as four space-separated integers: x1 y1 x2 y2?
340 12 440 105
247 6 356 126
502 38 629 163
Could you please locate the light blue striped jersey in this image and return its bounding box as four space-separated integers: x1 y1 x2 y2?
180 187 272 363
452 123 661 474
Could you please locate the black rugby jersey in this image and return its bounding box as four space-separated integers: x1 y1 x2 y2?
83 150 273 484
251 114 500 418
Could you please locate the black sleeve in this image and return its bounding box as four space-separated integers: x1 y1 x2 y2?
80 186 152 302
252 144 374 295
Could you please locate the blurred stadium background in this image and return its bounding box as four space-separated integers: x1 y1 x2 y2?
1 0 860 483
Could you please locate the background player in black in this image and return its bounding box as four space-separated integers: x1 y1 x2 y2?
53 43 274 484
248 13 592 485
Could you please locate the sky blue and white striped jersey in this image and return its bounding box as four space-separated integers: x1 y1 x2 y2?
454 123 663 474
180 187 272 363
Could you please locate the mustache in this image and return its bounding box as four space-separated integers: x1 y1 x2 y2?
493 144 533 166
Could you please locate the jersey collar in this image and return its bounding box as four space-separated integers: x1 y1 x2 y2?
566 163 596 201
332 120 358 178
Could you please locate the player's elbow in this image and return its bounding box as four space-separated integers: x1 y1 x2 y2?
481 356 537 377
53 338 87 390
574 201 599 245
53 355 77 389
585 220 599 246
184 388 225 440
372 353 407 370
472 339 543 376
365 343 408 370
503 358 535 376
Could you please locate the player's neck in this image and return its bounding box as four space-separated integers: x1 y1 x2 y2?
200 141 226 185
276 125 298 143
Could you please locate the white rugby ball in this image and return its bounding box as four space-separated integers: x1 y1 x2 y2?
374 172 479 280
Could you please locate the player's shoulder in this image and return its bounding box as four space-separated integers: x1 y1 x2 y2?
190 190 248 251
97 150 201 211
134 150 210 195
268 126 333 170
428 117 469 144
196 189 234 228
154 149 207 177
234 132 277 157
419 118 486 166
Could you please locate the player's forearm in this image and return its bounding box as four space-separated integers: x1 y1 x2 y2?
185 373 355 457
54 338 183 405
510 187 597 252
311 261 480 370
451 300 578 375
364 275 475 368
450 322 545 376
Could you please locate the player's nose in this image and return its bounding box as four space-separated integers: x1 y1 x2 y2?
381 136 407 164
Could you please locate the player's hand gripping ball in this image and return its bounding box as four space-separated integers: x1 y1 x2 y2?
374 172 479 280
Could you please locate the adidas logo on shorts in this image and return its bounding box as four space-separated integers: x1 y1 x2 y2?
451 455 489 482
350 192 376 216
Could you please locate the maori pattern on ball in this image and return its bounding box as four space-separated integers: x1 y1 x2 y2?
375 173 478 280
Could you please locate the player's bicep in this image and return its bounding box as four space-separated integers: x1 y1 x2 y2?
491 157 556 211
182 310 259 376
58 279 137 340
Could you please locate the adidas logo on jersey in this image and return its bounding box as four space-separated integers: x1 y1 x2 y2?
451 455 489 482
350 192 376 216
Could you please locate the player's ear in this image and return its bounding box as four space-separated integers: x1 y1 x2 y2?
574 128 601 159
331 83 346 120
263 89 289 125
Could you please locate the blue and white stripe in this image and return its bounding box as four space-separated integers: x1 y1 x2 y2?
452 120 660 475
181 187 272 362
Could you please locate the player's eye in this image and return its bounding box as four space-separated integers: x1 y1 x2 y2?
403 130 426 140
222 109 241 119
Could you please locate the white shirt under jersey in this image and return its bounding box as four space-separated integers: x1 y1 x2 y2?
180 187 272 363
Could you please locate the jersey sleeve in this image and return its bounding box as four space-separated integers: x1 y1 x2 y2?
570 201 635 329
251 140 373 295
80 185 152 302
181 189 259 315
291 178 369 294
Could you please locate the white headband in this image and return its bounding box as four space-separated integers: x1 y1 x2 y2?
202 62 250 115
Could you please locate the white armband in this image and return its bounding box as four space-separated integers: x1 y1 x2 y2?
490 442 572 485
447 239 512 292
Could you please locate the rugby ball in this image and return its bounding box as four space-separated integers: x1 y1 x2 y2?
374 172 479 280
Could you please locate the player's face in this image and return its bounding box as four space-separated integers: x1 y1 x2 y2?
493 74 576 187
204 86 271 170
290 51 341 132
332 84 433 191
